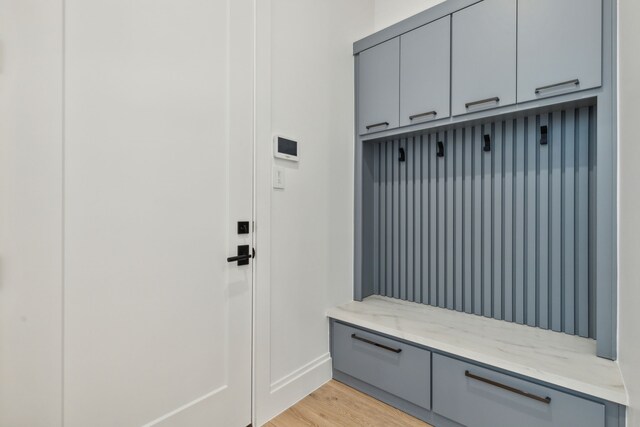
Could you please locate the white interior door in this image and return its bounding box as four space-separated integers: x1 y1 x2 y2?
63 1 254 426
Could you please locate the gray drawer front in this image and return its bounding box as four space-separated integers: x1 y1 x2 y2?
433 354 605 427
332 322 431 409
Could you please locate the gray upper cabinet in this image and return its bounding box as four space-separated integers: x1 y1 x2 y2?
518 0 602 103
358 38 400 135
400 17 451 127
451 0 517 116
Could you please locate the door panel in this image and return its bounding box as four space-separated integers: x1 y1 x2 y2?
400 16 451 126
64 1 253 426
518 0 602 103
451 0 517 116
358 38 400 135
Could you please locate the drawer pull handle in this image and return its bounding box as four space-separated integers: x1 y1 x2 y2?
409 111 437 121
366 121 390 131
535 79 580 94
465 371 551 404
465 97 500 109
351 333 402 354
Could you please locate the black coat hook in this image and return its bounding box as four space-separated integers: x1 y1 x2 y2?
437 141 445 158
483 134 491 152
399 147 406 162
540 125 548 145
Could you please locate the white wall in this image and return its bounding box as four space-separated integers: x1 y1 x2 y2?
254 0 373 425
618 0 640 425
0 2 64 426
374 0 445 31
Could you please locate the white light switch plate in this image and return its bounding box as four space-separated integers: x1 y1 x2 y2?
272 166 285 189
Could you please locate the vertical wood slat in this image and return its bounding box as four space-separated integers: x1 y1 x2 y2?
576 107 590 337
386 141 393 297
454 129 464 312
446 131 455 310
482 123 492 317
473 126 482 315
407 138 415 302
429 133 438 306
525 116 537 327
421 135 430 304
503 119 514 322
400 139 407 300
373 144 380 295
493 121 503 320
539 114 550 330
564 109 576 335
463 127 473 314
514 116 526 324
370 105 594 338
438 132 446 308
550 111 563 332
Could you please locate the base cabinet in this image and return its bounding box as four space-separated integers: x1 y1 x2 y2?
432 354 605 427
332 322 431 409
331 321 613 427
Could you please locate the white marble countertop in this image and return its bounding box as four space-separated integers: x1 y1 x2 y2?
327 296 628 405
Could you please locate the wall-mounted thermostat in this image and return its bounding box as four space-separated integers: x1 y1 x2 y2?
273 136 299 162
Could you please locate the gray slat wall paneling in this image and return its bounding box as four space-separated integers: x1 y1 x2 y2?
368 105 595 338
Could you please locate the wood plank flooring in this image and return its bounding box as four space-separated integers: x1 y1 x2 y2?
265 380 432 427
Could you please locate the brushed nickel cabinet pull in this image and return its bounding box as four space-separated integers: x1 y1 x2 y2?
366 121 390 131
409 111 437 121
465 97 500 109
351 333 402 353
535 79 580 94
465 370 551 404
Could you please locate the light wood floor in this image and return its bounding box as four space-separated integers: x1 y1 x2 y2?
265 380 432 427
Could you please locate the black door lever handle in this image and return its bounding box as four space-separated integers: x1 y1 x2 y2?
227 245 253 265
227 254 252 263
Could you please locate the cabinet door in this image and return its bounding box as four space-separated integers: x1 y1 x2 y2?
451 0 516 116
518 0 602 103
358 38 400 135
400 16 451 127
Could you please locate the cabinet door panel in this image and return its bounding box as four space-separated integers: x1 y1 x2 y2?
451 0 516 116
358 38 400 135
518 0 602 103
400 16 451 127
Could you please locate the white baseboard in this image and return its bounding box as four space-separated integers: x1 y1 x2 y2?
258 353 332 426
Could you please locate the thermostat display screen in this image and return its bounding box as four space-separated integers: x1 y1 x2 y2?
278 138 297 156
